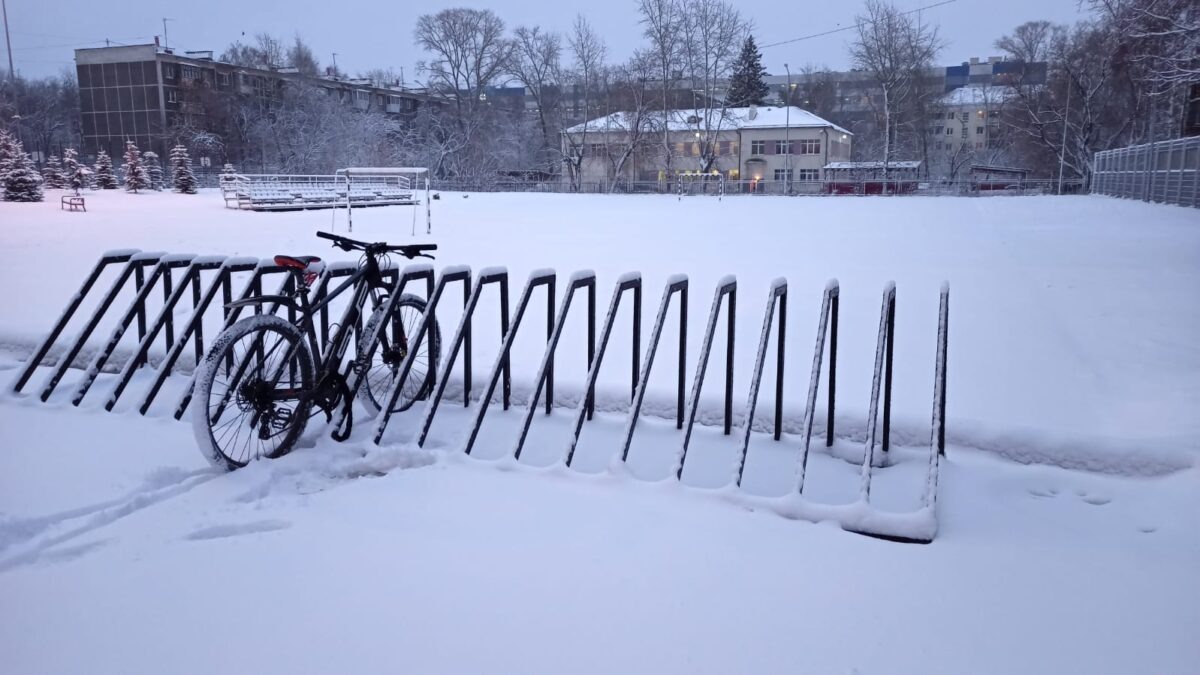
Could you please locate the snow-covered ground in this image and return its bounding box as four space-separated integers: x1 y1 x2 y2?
1 190 1198 673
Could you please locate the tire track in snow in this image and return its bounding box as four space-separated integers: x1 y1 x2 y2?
0 470 222 572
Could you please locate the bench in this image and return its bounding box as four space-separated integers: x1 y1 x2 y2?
61 195 86 212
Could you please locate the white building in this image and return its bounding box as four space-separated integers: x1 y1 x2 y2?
562 106 851 190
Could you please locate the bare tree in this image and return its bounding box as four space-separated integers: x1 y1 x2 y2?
848 0 943 183
994 20 1061 63
680 0 748 173
510 25 564 174
221 33 286 70
638 0 686 178
415 8 512 121
602 52 658 190
287 35 321 76
564 15 607 189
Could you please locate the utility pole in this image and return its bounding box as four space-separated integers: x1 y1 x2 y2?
784 63 792 195
331 53 339 76
2 0 15 81
162 18 172 51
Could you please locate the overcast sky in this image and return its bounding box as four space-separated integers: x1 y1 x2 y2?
5 0 1091 81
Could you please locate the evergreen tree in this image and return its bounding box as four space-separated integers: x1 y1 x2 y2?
170 144 198 194
94 150 118 189
42 155 66 189
63 148 88 192
122 140 150 193
726 36 770 108
144 151 164 190
0 131 17 187
2 145 45 202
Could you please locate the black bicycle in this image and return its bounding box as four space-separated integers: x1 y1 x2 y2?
192 231 442 470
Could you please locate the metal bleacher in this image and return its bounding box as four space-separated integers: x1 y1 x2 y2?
222 174 420 211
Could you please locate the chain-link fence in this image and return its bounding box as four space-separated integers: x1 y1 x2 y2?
1092 137 1200 208
428 178 1084 197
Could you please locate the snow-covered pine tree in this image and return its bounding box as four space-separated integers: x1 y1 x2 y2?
0 131 18 187
94 150 118 189
42 155 66 189
144 151 163 190
63 148 87 191
170 144 198 194
122 140 150 193
726 36 770 108
3 146 46 202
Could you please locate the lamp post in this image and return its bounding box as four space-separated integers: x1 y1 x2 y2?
784 63 792 195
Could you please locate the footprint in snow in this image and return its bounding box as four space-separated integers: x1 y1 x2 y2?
1027 487 1058 498
1137 525 1157 534
1081 495 1112 506
185 520 291 541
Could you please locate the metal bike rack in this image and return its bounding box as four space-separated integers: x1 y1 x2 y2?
674 276 736 480
511 271 595 461
413 267 510 447
564 272 641 467
18 252 950 543
732 278 787 487
456 269 557 456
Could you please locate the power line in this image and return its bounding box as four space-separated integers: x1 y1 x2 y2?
12 36 155 51
760 0 959 49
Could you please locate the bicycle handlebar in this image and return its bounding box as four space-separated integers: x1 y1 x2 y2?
315 231 437 259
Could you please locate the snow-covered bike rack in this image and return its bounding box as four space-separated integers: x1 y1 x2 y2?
13 252 948 543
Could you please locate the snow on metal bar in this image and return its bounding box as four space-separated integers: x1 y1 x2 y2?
619 275 688 463
135 257 259 415
564 273 641 467
795 280 840 494
511 271 596 461
459 269 556 455
732 278 786 487
858 282 897 502
367 266 469 443
672 275 736 481
103 255 220 410
415 267 508 447
38 252 166 402
11 249 140 394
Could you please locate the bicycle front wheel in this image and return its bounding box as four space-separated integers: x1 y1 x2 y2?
358 293 441 416
192 314 314 470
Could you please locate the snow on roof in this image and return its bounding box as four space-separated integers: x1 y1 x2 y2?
941 85 1012 107
565 106 851 136
824 161 923 170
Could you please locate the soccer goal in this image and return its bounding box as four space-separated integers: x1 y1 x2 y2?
334 167 431 235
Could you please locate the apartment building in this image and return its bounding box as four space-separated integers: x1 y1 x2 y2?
562 105 851 187
74 43 432 160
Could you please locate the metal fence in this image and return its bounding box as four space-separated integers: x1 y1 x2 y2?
429 178 1085 197
1092 137 1200 208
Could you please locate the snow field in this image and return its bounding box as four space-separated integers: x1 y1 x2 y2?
1 190 1198 673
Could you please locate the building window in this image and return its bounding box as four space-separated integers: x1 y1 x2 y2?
946 112 954 120
166 89 179 104
961 127 968 138
797 169 819 181
797 139 820 154
977 110 986 118
945 127 953 135
976 126 984 135
774 140 790 154
218 72 230 86
773 168 793 182
181 65 201 81
163 64 176 80
976 142 984 149
960 112 969 121
935 141 943 150
589 143 605 156
750 140 765 155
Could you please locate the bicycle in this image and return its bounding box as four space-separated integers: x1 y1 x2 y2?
192 231 442 470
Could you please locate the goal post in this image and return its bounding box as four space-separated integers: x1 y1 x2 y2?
334 167 431 235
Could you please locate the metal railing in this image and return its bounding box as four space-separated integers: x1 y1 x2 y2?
1093 137 1200 208
429 178 1084 197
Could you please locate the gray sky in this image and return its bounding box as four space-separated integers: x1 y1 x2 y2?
5 0 1091 81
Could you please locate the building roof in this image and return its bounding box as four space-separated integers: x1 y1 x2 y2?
824 161 923 170
565 106 851 136
941 85 1013 107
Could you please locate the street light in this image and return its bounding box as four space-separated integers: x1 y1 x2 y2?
784 63 792 195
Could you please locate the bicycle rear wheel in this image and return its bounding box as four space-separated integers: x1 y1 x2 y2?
192 315 314 470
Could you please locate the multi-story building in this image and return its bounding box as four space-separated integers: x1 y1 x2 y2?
74 42 432 161
561 105 851 188
926 84 1013 178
